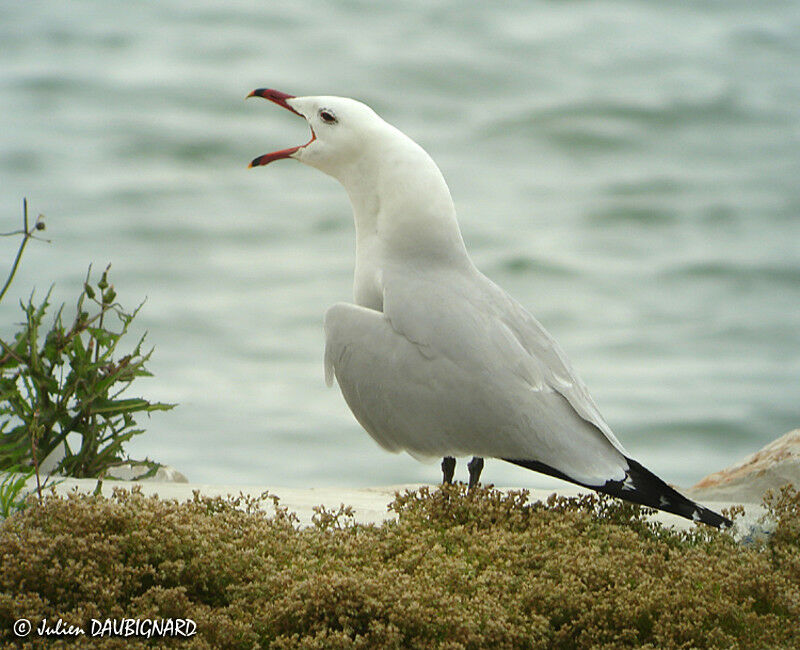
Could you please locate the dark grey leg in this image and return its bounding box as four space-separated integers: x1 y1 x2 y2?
467 456 484 489
441 456 456 484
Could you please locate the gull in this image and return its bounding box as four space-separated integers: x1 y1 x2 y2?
247 88 731 528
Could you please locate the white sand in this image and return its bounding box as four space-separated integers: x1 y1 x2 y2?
28 476 763 535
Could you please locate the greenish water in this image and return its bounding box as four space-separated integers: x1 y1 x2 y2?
1 1 798 488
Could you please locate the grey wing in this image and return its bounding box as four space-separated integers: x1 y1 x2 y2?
323 302 501 459
325 296 628 485
485 279 630 457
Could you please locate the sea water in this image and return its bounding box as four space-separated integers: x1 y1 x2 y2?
1 0 798 488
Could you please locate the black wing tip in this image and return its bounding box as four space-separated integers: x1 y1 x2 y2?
691 505 733 529
503 456 732 529
617 457 732 529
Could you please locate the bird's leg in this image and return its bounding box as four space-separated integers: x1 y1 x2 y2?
441 456 456 484
467 456 484 489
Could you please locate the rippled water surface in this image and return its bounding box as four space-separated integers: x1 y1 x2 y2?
1 1 799 488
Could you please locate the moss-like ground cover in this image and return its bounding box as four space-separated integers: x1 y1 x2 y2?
0 484 798 649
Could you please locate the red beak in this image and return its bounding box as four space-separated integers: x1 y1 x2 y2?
247 88 313 168
247 88 302 116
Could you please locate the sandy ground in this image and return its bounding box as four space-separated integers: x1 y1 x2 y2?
30 476 764 536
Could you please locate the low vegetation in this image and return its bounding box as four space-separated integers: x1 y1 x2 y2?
0 483 798 649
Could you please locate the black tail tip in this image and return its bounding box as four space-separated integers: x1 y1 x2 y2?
692 505 733 530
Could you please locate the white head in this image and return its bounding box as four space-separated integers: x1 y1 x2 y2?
248 88 470 277
248 89 401 180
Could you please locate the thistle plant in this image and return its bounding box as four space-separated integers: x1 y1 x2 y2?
0 200 174 511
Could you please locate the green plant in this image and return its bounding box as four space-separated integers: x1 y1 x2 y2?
0 466 33 519
0 200 174 485
0 266 174 479
0 198 47 305
0 199 48 516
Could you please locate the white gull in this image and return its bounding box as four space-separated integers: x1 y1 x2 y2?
247 88 730 529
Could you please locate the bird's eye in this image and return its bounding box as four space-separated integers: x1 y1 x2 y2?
319 109 337 124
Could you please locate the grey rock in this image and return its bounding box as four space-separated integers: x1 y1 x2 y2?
686 429 800 503
105 462 189 483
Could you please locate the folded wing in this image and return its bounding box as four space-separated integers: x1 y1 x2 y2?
324 269 631 486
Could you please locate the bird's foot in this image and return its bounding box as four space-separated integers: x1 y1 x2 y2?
441 456 456 485
467 456 484 489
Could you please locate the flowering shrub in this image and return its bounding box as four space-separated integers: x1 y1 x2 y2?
0 484 798 648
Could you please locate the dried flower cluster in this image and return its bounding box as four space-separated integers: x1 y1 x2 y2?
0 484 798 648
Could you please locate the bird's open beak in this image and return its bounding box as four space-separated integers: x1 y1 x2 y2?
247 88 315 168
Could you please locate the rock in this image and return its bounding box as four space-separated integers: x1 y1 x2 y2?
31 444 188 483
37 444 66 476
152 465 189 483
105 462 189 483
687 429 800 503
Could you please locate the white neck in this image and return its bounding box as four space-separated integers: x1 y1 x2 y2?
333 131 472 309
